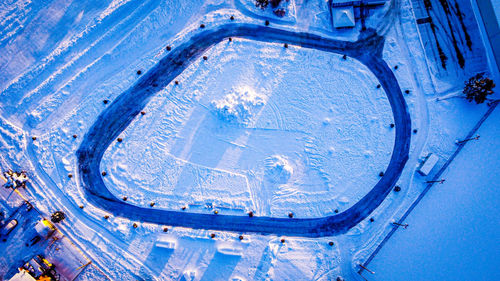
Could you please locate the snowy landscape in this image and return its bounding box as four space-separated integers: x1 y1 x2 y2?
0 0 498 280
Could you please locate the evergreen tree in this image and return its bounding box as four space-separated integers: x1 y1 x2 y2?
463 73 496 104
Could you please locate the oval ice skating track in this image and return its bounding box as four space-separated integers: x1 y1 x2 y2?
77 23 411 237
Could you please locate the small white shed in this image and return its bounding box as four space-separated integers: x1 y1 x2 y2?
331 0 356 28
7 270 36 281
332 6 356 28
419 153 439 176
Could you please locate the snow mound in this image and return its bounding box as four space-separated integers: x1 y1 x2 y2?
211 87 265 125
265 155 293 184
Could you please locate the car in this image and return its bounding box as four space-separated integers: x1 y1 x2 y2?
23 255 59 280
0 219 18 240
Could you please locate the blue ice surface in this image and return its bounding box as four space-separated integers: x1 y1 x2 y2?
370 107 500 281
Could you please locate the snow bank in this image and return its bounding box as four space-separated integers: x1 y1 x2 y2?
211 87 266 126
265 155 293 184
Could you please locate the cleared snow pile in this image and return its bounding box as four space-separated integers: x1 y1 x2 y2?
211 87 265 126
182 270 196 281
265 155 293 184
155 236 177 249
217 246 243 256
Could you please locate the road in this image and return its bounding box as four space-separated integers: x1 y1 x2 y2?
77 23 411 237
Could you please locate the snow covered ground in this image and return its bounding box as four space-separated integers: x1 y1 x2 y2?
369 106 500 281
0 0 497 280
101 38 394 218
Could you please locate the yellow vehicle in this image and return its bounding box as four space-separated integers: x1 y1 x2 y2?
22 255 60 281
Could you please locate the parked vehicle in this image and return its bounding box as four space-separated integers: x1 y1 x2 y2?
22 255 60 281
25 219 56 247
0 219 18 241
26 235 41 247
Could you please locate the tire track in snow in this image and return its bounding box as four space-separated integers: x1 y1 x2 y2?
23 0 162 123
25 139 156 280
0 0 41 48
0 0 148 118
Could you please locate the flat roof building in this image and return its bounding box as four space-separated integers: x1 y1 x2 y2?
7 270 36 281
471 0 500 81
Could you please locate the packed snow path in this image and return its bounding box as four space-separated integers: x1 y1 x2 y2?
77 23 411 237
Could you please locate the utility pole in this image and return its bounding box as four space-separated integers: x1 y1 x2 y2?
455 135 480 145
426 179 446 184
392 222 409 229
359 264 375 274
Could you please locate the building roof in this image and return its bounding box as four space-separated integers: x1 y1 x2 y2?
332 6 356 28
7 270 36 281
35 219 54 237
473 0 500 80
331 0 355 3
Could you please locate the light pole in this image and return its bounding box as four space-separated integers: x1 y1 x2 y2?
392 222 409 229
455 135 480 145
426 179 446 184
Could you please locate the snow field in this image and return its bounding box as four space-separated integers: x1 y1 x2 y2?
101 38 395 218
4 6 401 275
2 0 493 279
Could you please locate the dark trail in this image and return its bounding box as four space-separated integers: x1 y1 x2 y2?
77 23 411 237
